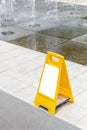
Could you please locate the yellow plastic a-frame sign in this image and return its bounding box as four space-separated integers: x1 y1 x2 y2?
34 52 74 115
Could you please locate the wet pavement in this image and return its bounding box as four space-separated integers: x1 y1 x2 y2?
41 41 87 65
10 34 87 65
10 33 67 51
38 25 87 40
0 1 87 65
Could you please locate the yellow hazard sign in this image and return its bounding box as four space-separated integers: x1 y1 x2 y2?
34 52 74 115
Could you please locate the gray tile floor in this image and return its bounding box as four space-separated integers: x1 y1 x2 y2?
0 1 87 130
0 40 87 130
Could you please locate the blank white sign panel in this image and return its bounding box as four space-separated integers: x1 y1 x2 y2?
39 64 59 99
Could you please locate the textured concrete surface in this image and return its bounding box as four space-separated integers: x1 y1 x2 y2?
0 90 81 130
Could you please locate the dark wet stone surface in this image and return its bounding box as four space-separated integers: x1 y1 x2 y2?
10 33 87 65
82 16 87 19
10 33 67 51
40 41 87 65
38 25 87 40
